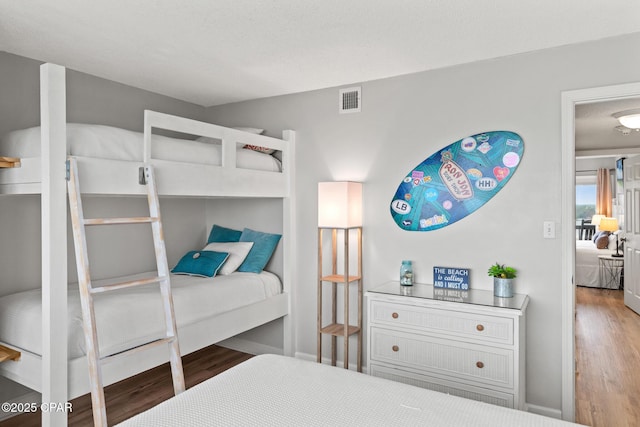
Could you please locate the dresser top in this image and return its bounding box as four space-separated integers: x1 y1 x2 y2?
368 281 529 311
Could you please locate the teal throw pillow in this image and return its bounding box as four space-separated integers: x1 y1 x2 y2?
238 228 282 273
207 224 242 244
171 250 229 277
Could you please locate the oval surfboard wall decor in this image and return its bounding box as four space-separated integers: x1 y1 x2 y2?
390 131 524 231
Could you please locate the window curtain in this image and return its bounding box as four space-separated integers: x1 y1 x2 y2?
596 168 612 217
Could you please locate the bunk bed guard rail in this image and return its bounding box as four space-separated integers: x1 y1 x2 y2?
142 110 287 167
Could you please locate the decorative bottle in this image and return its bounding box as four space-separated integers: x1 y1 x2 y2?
400 260 413 286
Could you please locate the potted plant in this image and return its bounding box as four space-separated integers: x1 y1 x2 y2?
487 263 516 298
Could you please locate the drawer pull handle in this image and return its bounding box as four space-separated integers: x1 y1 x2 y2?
476 361 484 369
392 312 399 319
476 324 485 332
392 345 399 352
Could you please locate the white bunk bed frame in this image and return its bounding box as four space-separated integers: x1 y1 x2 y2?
0 63 296 426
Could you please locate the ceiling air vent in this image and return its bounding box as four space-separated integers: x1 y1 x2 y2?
339 86 361 114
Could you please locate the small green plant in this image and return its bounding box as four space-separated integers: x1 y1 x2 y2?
487 263 517 279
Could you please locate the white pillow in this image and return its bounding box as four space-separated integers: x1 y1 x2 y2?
202 242 254 275
195 127 265 145
233 127 264 134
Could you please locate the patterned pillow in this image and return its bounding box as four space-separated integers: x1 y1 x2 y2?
595 233 610 249
243 144 275 155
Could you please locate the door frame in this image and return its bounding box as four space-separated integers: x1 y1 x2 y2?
561 81 640 421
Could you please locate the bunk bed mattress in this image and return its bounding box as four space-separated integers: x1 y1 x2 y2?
0 271 281 359
0 124 281 171
118 354 579 427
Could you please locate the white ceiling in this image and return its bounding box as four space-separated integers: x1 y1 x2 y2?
1 1 640 152
1 0 640 107
576 98 640 156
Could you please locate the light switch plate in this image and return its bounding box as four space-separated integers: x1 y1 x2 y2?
543 221 555 239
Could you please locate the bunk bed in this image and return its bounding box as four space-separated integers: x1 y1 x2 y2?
0 63 296 425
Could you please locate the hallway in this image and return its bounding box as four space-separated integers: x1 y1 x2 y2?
575 287 640 426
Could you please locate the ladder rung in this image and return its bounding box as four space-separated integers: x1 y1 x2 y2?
67 159 185 426
90 275 166 294
100 337 175 365
83 217 158 226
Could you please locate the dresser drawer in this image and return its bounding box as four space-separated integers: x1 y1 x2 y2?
370 300 514 345
370 363 514 408
370 326 514 389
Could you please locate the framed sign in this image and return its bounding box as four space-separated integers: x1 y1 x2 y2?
433 266 469 290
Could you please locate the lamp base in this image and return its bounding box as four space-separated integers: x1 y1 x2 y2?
611 234 624 258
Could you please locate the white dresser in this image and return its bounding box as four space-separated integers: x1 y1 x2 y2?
366 282 529 409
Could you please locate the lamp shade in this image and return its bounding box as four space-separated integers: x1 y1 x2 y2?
598 217 619 233
591 214 604 226
318 181 362 228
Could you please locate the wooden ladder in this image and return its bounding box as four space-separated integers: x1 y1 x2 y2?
66 158 185 427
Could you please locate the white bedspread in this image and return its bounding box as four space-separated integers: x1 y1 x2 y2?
118 354 581 427
0 124 281 171
0 271 281 359
575 239 616 288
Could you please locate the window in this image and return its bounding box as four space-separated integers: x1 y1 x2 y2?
576 175 596 220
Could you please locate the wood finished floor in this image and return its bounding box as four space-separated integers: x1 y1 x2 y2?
575 286 640 427
0 344 252 426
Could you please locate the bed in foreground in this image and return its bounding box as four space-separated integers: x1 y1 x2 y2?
118 354 581 427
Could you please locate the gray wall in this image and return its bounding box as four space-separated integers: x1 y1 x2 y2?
206 33 640 414
0 51 206 136
0 51 211 294
576 157 618 175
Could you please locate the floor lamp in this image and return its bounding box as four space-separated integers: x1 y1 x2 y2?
317 181 363 371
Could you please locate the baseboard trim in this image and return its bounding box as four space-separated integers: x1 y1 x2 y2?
294 351 369 374
526 403 563 420
294 351 315 362
0 390 41 421
217 337 283 356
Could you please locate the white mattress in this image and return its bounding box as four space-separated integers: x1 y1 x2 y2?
0 124 281 171
118 354 581 427
0 271 281 359
575 239 616 288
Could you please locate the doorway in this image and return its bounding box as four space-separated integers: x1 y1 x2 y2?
561 82 640 421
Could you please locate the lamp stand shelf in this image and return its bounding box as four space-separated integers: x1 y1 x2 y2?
0 156 20 168
317 226 363 372
0 344 21 363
